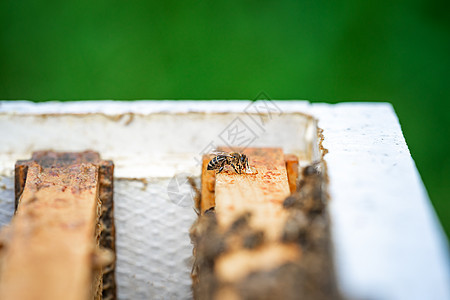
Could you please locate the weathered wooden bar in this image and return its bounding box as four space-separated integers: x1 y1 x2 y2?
192 147 340 300
0 151 116 300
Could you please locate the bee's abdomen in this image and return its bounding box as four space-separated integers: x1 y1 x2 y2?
207 155 227 170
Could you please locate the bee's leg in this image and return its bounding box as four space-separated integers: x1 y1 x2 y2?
244 156 249 170
217 166 224 174
242 158 250 170
232 164 240 174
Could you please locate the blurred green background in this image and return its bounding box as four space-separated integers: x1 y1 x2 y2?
1 1 449 236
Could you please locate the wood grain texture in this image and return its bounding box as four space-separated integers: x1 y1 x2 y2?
0 151 115 300
193 148 340 300
204 148 298 292
284 154 299 194
200 154 215 213
214 148 291 241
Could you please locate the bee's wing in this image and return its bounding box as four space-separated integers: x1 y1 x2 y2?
209 150 231 157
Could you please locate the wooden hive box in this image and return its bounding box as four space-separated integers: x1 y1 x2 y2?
0 100 448 299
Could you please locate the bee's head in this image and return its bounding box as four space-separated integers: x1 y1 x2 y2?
240 154 249 168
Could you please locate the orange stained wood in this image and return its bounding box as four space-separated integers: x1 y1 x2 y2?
214 147 291 241
284 154 299 194
200 154 216 213
0 158 101 300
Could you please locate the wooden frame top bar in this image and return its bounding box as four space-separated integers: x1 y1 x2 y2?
0 151 113 300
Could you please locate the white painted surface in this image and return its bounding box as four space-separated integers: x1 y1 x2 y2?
311 103 450 300
0 100 448 300
0 102 315 178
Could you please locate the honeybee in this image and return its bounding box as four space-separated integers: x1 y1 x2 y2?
207 151 250 174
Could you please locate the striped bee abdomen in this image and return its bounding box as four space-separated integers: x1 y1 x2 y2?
207 155 228 170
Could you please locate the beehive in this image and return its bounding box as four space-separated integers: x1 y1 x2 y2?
0 100 448 299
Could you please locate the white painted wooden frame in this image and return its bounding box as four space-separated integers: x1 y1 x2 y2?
0 101 448 300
